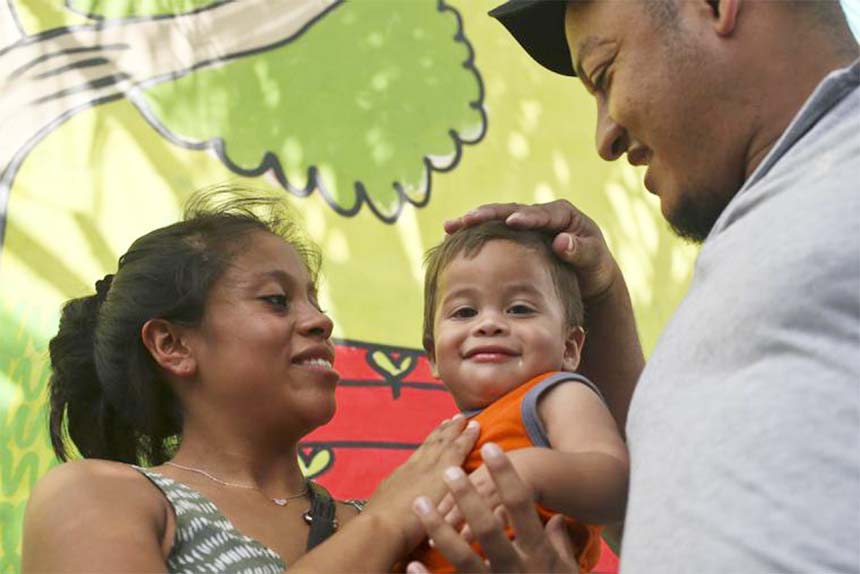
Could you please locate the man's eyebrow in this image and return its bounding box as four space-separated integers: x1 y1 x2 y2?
574 36 615 79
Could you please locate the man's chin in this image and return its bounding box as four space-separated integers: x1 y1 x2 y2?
664 192 731 244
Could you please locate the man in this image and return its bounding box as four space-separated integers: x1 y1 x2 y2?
412 1 860 572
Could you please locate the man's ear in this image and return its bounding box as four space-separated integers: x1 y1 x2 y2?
140 319 197 378
711 0 741 36
562 326 586 372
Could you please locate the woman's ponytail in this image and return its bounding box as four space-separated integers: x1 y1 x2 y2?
48 283 136 463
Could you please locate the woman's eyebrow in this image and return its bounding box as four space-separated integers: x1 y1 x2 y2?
248 269 295 289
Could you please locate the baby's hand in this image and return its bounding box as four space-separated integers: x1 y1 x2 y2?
437 454 537 542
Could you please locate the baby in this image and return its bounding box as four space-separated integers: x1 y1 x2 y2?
412 221 629 572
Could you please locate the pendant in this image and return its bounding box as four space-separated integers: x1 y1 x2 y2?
273 498 289 506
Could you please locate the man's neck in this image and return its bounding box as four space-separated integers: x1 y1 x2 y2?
742 48 857 181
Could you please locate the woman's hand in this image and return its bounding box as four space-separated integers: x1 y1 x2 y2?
363 416 480 555
408 443 580 574
444 200 618 302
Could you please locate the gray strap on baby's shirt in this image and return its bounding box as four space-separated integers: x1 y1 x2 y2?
521 372 605 447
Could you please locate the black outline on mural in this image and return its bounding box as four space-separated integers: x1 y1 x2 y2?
0 0 487 255
296 337 450 477
337 380 446 392
8 43 129 79
0 0 343 251
301 441 420 450
4 0 25 37
332 337 447 393
128 0 488 224
298 444 335 479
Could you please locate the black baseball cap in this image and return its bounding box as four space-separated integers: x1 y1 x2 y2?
489 0 576 77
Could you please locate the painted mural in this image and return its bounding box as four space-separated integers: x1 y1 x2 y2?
0 1 703 571
4 1 856 572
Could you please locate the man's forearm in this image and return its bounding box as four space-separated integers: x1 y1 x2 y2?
580 273 644 438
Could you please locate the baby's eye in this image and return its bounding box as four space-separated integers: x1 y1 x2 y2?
451 307 477 319
261 294 289 309
508 304 535 315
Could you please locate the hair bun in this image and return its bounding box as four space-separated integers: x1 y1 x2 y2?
94 274 114 302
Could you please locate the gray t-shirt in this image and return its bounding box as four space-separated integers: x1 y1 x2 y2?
622 60 860 573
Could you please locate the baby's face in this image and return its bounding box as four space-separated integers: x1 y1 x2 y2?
430 240 581 411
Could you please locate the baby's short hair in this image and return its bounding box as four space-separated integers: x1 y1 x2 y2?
422 221 584 354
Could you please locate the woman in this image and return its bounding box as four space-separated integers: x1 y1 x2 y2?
21 189 479 573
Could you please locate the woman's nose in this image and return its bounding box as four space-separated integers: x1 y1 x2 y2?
300 304 334 339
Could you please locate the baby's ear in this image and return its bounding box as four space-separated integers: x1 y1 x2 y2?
423 337 438 378
562 326 586 371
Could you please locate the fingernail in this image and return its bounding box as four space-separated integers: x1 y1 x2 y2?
413 496 433 516
466 420 479 431
444 466 465 482
441 418 450 424
406 562 424 574
428 538 436 548
563 233 575 253
452 413 465 421
481 442 503 460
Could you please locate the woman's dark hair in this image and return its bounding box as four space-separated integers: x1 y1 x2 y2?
48 186 321 465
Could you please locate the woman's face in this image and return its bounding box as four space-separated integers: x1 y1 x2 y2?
184 230 338 436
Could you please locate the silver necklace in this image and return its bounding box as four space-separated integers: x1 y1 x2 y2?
165 461 308 507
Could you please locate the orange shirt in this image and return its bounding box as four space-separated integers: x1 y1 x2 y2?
410 371 603 573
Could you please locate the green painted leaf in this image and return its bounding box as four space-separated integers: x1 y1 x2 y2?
139 1 486 222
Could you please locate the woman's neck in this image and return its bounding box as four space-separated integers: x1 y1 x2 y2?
170 420 307 498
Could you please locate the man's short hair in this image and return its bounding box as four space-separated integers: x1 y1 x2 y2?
422 221 584 355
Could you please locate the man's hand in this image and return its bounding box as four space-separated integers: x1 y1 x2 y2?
444 200 618 302
408 443 581 574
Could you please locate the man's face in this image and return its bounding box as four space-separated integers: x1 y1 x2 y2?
564 0 748 242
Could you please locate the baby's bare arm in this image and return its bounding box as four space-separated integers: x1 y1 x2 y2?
456 383 627 527
521 381 629 524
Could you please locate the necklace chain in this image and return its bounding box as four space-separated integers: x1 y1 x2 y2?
165 461 308 506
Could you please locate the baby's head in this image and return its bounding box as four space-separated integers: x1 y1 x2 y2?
423 221 585 411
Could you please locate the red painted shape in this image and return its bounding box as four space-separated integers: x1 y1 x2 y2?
302 340 619 573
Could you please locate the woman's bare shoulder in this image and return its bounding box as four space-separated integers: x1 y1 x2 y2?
29 459 164 508
23 459 173 572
